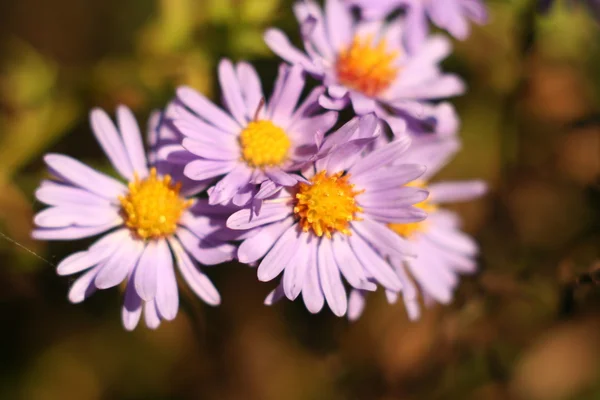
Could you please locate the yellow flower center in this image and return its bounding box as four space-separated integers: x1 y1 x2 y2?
294 171 363 238
119 168 192 240
336 34 400 97
239 120 291 168
388 182 435 239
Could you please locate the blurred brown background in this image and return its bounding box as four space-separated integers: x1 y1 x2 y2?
0 0 599 399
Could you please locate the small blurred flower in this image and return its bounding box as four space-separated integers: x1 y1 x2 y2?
347 137 486 321
33 106 237 330
227 115 429 317
264 0 464 122
171 60 338 206
348 0 488 50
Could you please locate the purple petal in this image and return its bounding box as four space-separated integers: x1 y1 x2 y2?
429 180 487 204
144 300 162 329
265 283 286 306
117 105 149 178
363 206 428 223
348 232 403 291
264 29 320 75
236 62 264 119
348 289 366 322
352 164 426 192
292 86 327 121
218 59 248 126
34 205 120 228
232 183 257 207
176 227 235 265
179 135 238 161
183 159 236 181
122 277 143 331
352 218 415 258
134 240 160 301
317 237 347 316
349 92 377 115
256 225 301 281
44 154 126 200
264 168 299 187
227 201 291 230
426 225 478 256
283 232 312 300
170 238 221 305
331 235 370 289
94 235 145 289
56 229 127 275
293 0 334 59
288 112 338 148
318 94 349 110
238 217 295 264
325 0 353 50
68 264 101 303
209 164 253 205
177 86 240 132
36 181 112 207
155 238 179 320
32 221 121 241
348 135 412 177
360 187 429 209
302 241 325 313
270 64 306 124
406 255 452 304
255 180 283 200
90 108 134 180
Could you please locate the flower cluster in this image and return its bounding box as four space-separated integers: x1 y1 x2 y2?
33 0 488 330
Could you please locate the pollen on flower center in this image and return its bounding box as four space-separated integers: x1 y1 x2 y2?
336 34 400 97
389 181 435 238
294 171 363 238
119 168 192 240
239 120 291 168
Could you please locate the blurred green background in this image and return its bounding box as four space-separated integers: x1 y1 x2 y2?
0 0 599 399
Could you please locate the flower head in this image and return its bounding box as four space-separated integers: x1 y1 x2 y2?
347 137 487 321
172 60 338 206
264 0 464 116
33 106 237 330
227 115 430 317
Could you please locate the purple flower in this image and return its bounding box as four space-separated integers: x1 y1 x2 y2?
264 0 465 116
347 137 487 321
172 60 338 206
33 106 237 330
348 0 488 50
226 115 430 317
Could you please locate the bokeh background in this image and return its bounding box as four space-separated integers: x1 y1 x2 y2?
0 0 599 399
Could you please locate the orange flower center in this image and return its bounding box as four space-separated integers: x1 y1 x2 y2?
336 34 400 97
294 171 363 238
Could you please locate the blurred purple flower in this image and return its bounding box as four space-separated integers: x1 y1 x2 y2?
347 0 488 50
264 0 464 117
172 60 338 206
33 106 237 330
347 137 487 321
227 115 430 317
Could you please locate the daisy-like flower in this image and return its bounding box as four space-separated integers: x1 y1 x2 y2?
226 115 430 317
347 137 487 321
347 0 488 50
264 0 464 117
33 106 237 330
172 59 338 206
